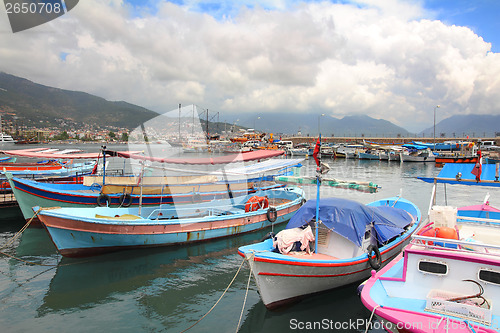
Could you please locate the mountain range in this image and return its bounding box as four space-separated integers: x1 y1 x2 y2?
0 72 157 129
419 115 500 138
0 72 498 137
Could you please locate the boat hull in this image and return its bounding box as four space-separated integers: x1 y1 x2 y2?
435 156 478 166
242 234 412 309
400 154 435 162
358 152 380 160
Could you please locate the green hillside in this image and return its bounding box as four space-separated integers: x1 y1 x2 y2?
0 72 158 129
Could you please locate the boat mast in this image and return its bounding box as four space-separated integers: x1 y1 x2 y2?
315 134 321 254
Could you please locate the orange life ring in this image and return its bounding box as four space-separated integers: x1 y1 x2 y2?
245 196 259 212
245 196 269 212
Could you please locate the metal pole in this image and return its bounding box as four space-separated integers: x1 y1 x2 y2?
315 133 321 254
433 105 440 151
101 145 106 185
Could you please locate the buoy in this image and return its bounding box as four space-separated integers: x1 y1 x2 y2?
435 227 458 240
434 227 459 248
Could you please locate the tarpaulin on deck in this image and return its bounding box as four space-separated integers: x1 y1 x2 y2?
286 198 414 246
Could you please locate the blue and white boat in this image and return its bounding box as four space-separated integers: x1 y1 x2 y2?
35 186 306 257
238 196 421 309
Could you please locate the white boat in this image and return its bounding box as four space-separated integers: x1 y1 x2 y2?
400 144 436 162
0 132 16 145
358 149 381 160
238 196 421 309
0 116 16 145
336 144 363 159
360 163 500 333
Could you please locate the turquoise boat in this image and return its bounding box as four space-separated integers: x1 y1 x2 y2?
35 186 306 257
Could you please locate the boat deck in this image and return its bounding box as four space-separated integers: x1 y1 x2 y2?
286 252 338 260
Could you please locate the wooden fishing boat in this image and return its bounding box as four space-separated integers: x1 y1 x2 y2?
8 174 285 222
7 156 303 222
238 196 421 309
358 150 381 160
35 186 306 257
400 144 436 162
360 163 500 332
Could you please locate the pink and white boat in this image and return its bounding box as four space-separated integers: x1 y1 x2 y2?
360 163 500 333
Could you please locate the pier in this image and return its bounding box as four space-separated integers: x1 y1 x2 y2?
285 136 499 145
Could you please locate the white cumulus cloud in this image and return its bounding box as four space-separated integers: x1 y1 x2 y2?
0 0 497 132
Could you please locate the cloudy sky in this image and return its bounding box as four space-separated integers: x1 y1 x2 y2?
0 0 499 132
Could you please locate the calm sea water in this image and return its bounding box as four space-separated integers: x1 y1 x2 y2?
0 144 496 332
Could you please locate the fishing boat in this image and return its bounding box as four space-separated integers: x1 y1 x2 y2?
358 149 381 160
35 186 305 257
400 144 436 162
238 196 421 309
0 148 102 176
435 154 478 166
336 144 364 159
360 163 500 332
412 140 465 151
8 152 303 222
238 135 420 309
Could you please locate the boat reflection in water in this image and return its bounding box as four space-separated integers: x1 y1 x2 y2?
36 227 280 321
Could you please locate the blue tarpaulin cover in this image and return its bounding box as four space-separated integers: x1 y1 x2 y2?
286 198 414 246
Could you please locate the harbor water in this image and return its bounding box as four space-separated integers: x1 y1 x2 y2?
0 144 496 332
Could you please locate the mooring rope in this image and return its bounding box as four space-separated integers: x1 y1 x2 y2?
364 304 381 333
235 254 254 332
0 208 41 251
180 256 247 333
0 208 90 267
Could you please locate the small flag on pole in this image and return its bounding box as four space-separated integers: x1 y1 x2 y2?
471 150 482 182
312 135 321 167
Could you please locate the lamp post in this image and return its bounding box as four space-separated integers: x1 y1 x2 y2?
433 105 440 151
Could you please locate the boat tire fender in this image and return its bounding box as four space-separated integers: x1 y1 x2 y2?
267 207 278 223
119 193 133 207
97 194 110 207
367 245 381 270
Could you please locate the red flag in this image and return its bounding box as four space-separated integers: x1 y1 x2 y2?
312 136 321 167
471 150 482 182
